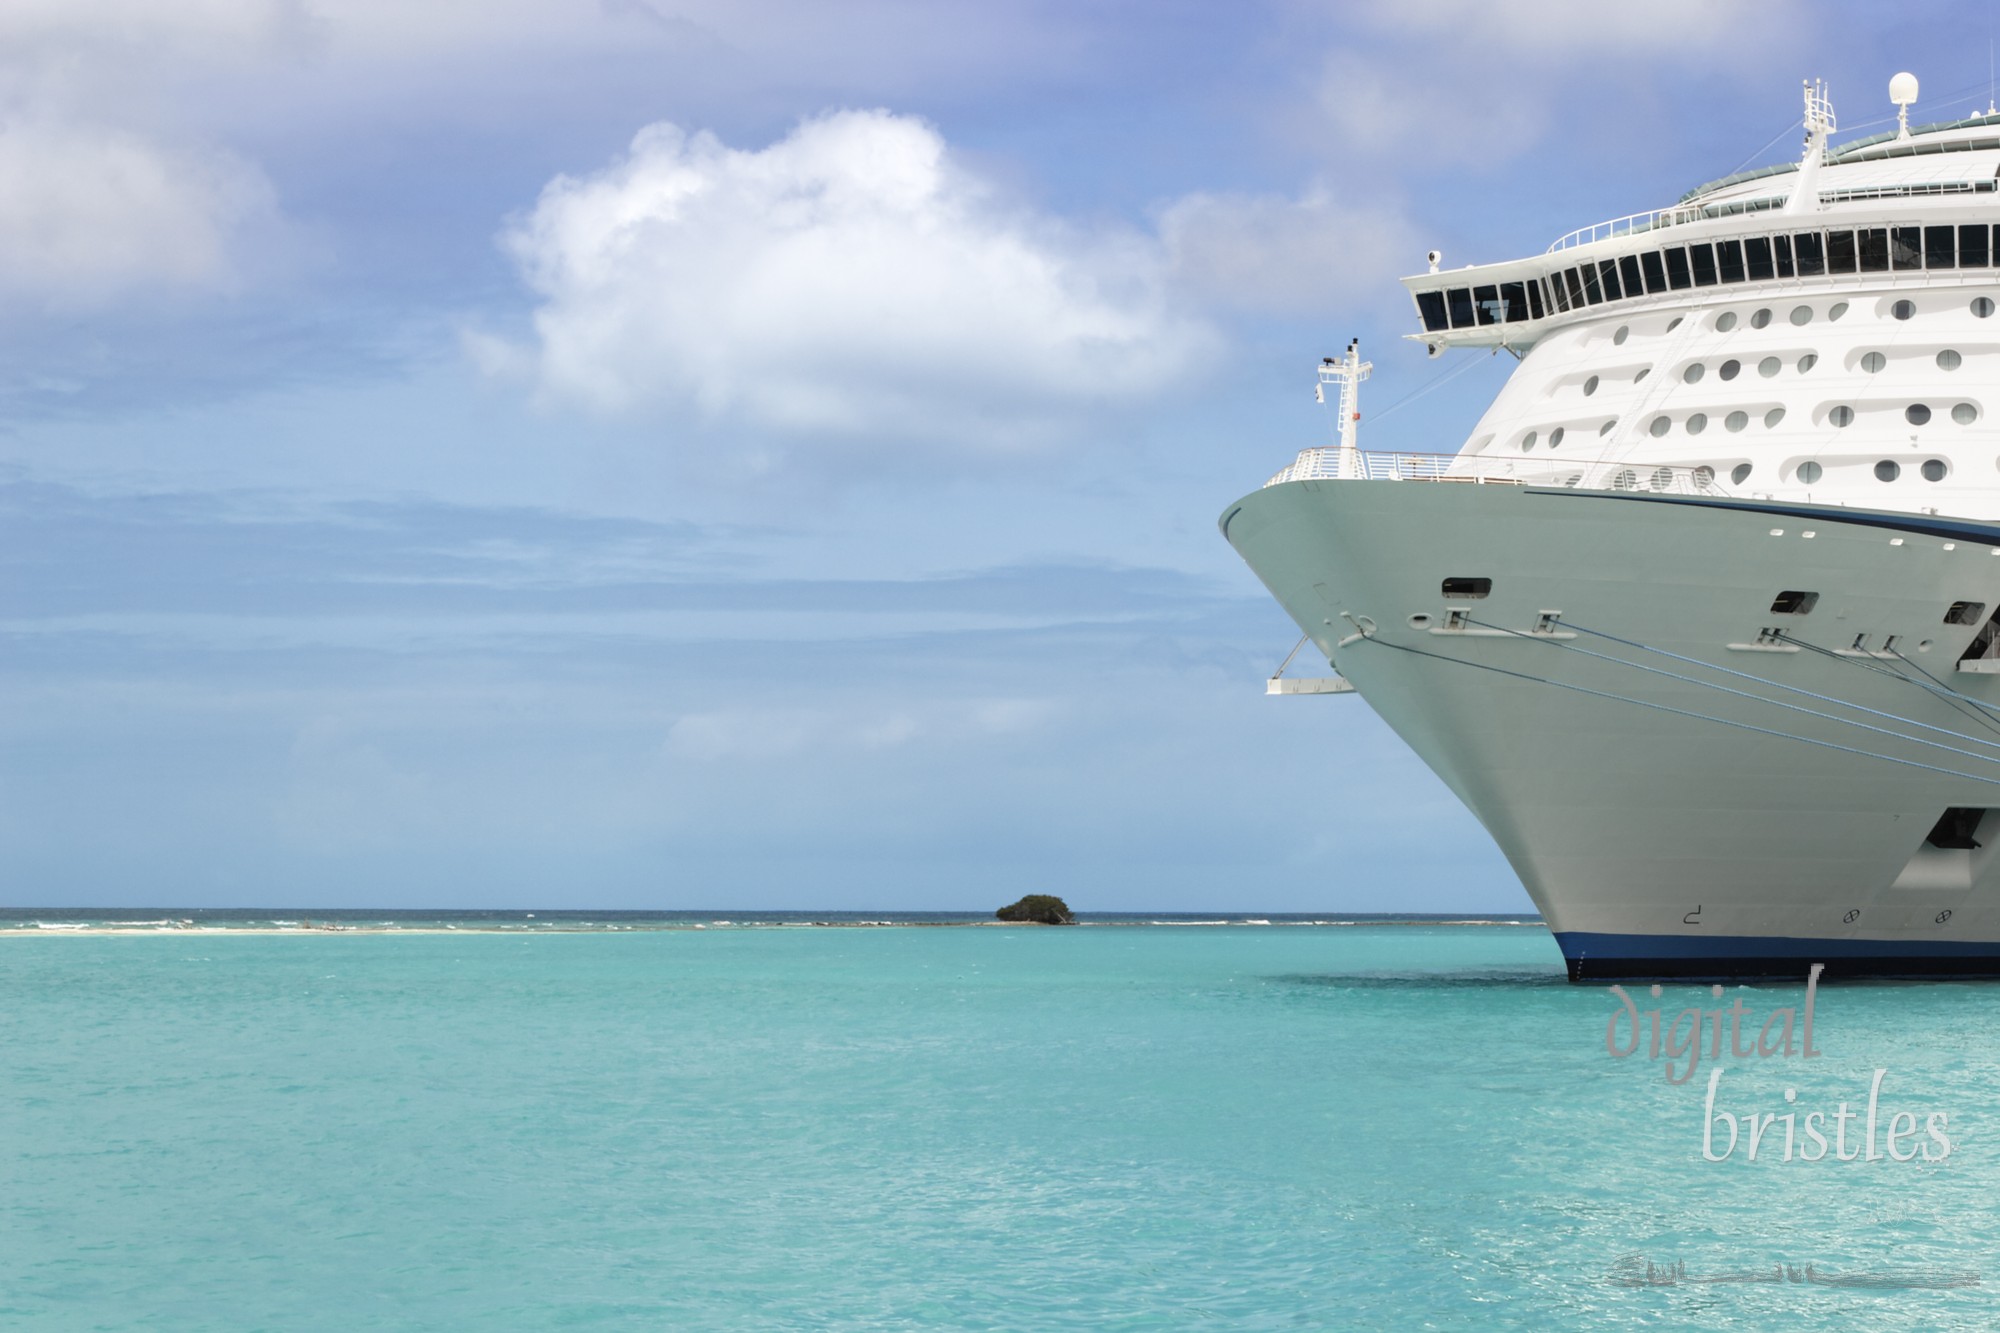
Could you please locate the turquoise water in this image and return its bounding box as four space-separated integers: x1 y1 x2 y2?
2 924 1996 1329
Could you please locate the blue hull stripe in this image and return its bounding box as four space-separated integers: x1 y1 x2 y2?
1557 931 2000 960
1527 487 2000 546
1555 931 2000 979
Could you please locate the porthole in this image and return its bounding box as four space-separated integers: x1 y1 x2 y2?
1954 402 1980 424
1922 459 1949 482
1693 465 1715 486
1798 461 1823 484
1861 351 1886 373
1521 430 1538 451
1828 302 1849 321
1686 412 1708 435
1751 308 1773 329
1716 311 1738 332
1583 375 1599 396
1549 426 1565 448
1758 356 1781 378
1975 297 1996 318
1634 367 1650 383
1907 403 1932 426
1649 415 1671 438
1731 462 1754 484
1892 299 1916 321
1720 359 1741 381
1598 419 1616 436
1613 325 1630 346
1876 459 1902 482
1790 305 1813 326
1830 405 1854 427
1684 363 1705 384
1725 410 1749 432
1666 316 1684 332
1764 407 1787 428
1649 467 1674 491
1939 349 1963 371
1612 469 1638 491
1798 353 1818 373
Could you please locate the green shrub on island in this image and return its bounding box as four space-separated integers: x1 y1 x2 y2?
996 895 1074 925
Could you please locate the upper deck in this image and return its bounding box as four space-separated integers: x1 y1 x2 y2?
1406 112 2000 349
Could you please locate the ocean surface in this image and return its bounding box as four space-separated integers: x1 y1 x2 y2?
3 916 1996 1329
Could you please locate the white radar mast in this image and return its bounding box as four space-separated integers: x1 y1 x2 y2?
1315 340 1372 480
1891 71 1920 140
1782 79 1836 215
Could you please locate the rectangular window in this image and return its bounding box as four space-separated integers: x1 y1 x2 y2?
1689 243 1718 285
1473 284 1500 325
1546 272 1570 312
1773 234 1795 277
1717 239 1746 283
1417 290 1449 332
1744 236 1775 280
1891 226 1922 269
1441 577 1492 600
1597 259 1623 301
1771 590 1819 615
1526 279 1545 320
1447 287 1475 329
1641 250 1667 293
1498 281 1527 322
1664 247 1692 289
1579 263 1603 304
1618 254 1643 297
1795 232 1826 275
1961 223 1990 266
1925 807 1988 850
1858 228 1889 271
1925 224 1957 268
1826 229 1857 273
1565 268 1587 308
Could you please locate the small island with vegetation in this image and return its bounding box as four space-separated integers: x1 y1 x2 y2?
995 894 1074 925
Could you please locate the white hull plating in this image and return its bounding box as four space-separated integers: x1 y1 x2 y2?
1224 477 2000 978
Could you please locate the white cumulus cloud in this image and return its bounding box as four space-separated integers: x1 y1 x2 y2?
495 109 1215 441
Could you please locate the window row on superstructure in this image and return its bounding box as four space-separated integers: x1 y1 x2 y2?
1516 398 1981 449
1564 457 1960 491
1416 223 2000 333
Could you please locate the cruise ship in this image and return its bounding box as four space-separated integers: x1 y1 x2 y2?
1223 76 2000 980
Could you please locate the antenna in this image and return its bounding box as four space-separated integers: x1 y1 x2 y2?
1890 71 1919 140
1783 79 1835 215
1316 341 1373 480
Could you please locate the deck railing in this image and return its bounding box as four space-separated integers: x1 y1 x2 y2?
1543 195 1787 253
1264 448 1729 497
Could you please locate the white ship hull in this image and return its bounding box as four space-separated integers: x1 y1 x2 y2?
1224 475 2000 979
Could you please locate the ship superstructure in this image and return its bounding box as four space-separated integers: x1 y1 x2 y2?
1225 77 2000 979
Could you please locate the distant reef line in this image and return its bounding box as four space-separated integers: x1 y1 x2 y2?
0 914 1546 937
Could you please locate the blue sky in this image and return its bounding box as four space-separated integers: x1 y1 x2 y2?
0 1 1985 910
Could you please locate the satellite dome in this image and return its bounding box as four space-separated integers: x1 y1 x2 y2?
1889 71 1919 106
